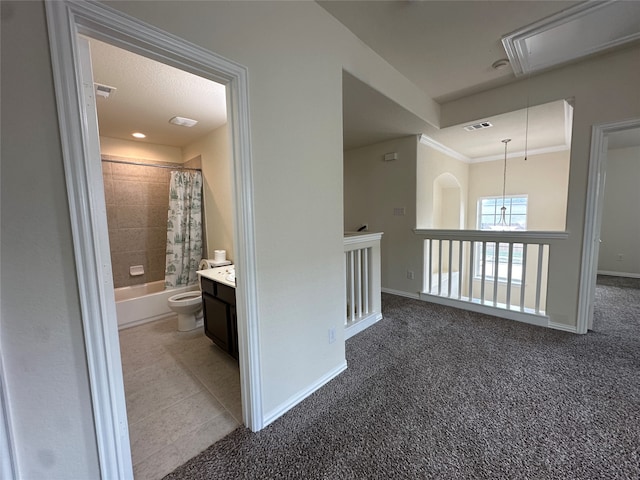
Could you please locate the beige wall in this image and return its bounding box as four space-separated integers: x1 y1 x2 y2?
466 150 570 231
100 136 182 163
182 124 234 262
598 145 640 275
344 136 423 294
416 143 469 228
1 2 100 477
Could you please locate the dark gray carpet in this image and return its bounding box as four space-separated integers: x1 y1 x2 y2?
165 278 640 479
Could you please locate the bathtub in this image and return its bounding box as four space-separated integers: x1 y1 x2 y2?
114 280 199 329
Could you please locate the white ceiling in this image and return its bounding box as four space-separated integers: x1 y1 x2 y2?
88 37 227 148
330 0 640 156
86 2 640 157
320 0 582 103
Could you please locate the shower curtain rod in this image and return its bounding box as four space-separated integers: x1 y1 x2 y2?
101 158 202 171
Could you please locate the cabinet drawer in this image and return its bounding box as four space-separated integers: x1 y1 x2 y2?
216 283 236 305
200 276 216 296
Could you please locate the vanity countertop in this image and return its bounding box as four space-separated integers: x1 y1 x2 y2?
197 266 236 288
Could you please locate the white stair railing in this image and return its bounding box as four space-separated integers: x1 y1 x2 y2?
415 229 568 327
344 232 383 339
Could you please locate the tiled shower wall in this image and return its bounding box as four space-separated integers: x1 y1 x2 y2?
102 155 170 288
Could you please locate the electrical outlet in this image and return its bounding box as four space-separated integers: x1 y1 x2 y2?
407 270 415 280
328 327 336 344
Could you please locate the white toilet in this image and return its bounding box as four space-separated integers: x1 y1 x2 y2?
168 290 203 332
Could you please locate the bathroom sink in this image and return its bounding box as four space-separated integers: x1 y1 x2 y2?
225 273 236 283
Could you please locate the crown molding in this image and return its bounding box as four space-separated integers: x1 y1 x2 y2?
471 144 570 164
419 134 470 163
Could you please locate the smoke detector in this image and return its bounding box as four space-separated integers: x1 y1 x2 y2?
94 83 117 99
463 121 493 132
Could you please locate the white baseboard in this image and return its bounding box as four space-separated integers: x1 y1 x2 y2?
419 293 549 328
548 321 578 333
597 270 640 279
262 360 348 428
381 288 420 299
345 313 382 340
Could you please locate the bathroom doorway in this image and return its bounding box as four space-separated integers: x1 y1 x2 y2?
84 37 242 477
46 2 261 478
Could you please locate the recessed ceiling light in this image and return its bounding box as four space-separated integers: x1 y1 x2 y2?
131 132 146 139
169 116 198 127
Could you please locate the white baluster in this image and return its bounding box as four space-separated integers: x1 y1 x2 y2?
355 248 362 320
448 239 453 297
480 241 486 304
349 250 355 322
520 243 528 311
535 244 544 314
428 239 433 295
493 242 499 306
363 247 369 315
458 240 463 300
468 241 475 302
438 240 443 296
506 242 514 308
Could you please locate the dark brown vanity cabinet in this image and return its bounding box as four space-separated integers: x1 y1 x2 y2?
200 276 238 360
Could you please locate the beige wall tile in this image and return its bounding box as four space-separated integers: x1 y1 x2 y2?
114 181 145 205
102 159 178 288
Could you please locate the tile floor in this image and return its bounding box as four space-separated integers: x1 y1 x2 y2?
119 316 242 479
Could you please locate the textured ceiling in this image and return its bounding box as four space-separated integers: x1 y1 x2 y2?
88 37 227 149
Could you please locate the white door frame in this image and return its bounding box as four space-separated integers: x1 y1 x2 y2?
45 2 262 478
577 117 640 334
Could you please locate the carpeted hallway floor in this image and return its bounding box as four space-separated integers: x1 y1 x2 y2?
164 277 640 479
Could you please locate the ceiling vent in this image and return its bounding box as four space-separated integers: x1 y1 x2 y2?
169 116 198 127
463 121 493 132
94 83 117 99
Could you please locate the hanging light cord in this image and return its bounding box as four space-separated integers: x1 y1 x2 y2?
524 74 530 161
524 99 530 161
499 138 511 227
502 139 510 207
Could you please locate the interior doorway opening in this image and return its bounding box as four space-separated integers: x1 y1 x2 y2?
82 36 242 477
579 119 640 333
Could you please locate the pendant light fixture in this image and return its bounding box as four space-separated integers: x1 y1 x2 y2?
497 138 511 228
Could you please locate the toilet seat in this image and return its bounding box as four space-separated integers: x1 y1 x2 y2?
168 291 201 304
168 290 203 331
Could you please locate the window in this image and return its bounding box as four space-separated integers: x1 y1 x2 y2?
478 195 527 231
476 195 528 282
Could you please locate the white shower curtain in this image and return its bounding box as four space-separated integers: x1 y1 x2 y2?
165 170 203 287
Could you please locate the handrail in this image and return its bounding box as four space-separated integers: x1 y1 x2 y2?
414 229 569 243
